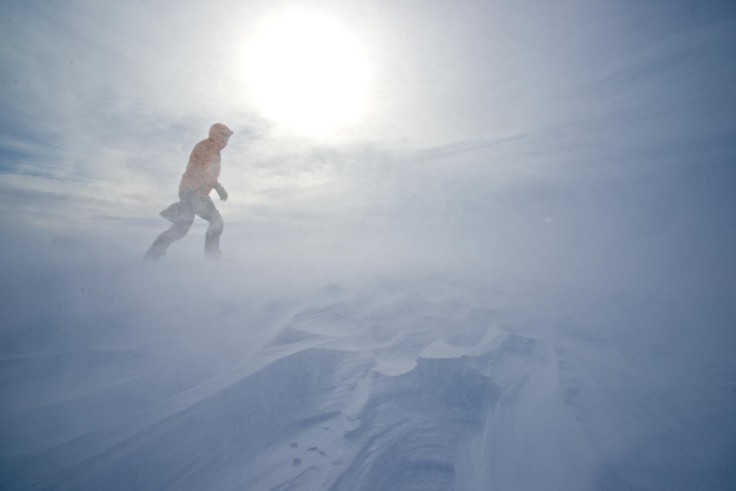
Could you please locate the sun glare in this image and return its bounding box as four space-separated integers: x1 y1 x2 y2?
243 12 372 137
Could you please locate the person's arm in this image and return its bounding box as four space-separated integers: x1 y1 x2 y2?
213 182 228 201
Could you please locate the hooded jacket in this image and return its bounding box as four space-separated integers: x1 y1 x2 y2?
178 124 232 196
179 138 223 196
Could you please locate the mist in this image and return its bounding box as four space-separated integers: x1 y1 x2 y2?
2 0 736 489
3 131 735 488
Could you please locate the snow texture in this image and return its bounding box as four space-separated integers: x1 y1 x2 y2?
1 231 735 491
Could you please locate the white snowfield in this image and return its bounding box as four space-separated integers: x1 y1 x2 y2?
1 248 734 491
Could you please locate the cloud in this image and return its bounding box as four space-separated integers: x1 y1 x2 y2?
0 2 266 228
1 0 735 269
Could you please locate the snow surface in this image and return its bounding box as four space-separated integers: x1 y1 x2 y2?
2 169 735 491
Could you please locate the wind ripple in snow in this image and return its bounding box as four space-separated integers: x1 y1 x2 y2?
4 277 733 490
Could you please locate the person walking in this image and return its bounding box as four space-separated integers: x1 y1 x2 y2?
145 123 233 260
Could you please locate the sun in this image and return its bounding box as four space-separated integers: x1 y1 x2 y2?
243 12 372 137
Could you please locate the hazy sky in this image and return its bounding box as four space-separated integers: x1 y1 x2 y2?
0 0 734 259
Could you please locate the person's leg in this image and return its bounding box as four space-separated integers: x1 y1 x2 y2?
144 195 196 260
205 215 223 258
194 196 224 258
144 219 194 259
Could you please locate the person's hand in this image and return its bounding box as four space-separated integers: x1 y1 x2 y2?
214 183 228 201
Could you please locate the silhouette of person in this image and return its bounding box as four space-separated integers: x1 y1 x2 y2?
145 123 233 260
